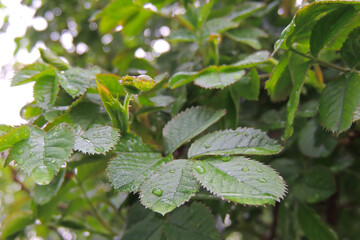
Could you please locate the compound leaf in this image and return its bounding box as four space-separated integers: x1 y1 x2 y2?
188 127 282 159
163 106 226 155
192 156 286 205
107 134 170 192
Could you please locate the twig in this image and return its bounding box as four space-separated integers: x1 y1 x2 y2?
290 47 360 74
10 167 30 194
74 174 117 236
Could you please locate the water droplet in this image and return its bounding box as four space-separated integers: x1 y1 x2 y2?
169 169 175 173
204 144 211 149
242 166 249 172
17 150 24 154
66 86 79 95
257 169 263 173
221 156 231 162
153 198 177 215
257 178 266 183
194 165 206 174
152 188 163 197
37 96 44 102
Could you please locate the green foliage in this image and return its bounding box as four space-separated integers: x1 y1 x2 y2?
2 0 360 239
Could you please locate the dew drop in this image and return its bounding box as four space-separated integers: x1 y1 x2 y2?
257 169 263 173
242 166 249 172
152 187 163 197
169 169 175 173
66 86 79 95
37 96 44 102
17 149 24 154
17 159 24 165
204 144 211 149
221 156 231 162
194 165 206 174
257 178 267 183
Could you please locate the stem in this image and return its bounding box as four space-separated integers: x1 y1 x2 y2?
214 42 219 66
290 47 359 74
124 93 132 120
10 167 30 194
74 175 117 236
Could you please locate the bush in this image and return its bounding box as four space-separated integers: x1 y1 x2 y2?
1 0 360 239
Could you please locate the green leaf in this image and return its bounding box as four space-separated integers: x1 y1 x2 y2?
73 125 120 155
8 123 74 185
298 119 337 158
194 66 246 89
169 71 197 89
0 125 30 152
33 71 59 109
1 211 34 238
319 72 360 133
265 52 292 102
231 68 260 100
11 63 52 86
163 202 219 240
233 51 270 68
33 169 66 205
274 0 360 52
340 28 360 69
200 18 238 40
294 166 336 203
97 81 128 133
229 2 265 21
188 127 282 159
296 100 319 118
39 48 69 71
57 67 99 98
226 27 268 50
284 53 310 140
140 160 200 215
107 134 169 192
297 204 338 240
122 209 165 240
163 106 226 155
95 73 126 97
168 29 197 42
310 6 360 56
192 156 286 205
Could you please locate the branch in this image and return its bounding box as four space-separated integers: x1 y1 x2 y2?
74 174 117 236
289 47 360 74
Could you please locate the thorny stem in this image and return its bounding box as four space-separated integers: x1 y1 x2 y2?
290 47 360 74
74 174 117 236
